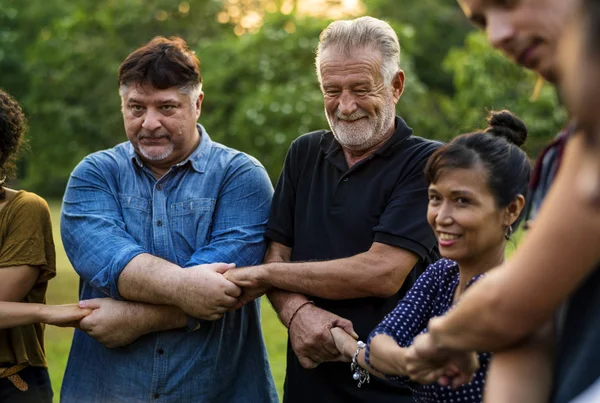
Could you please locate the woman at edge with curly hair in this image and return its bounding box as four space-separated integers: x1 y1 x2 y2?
0 89 90 402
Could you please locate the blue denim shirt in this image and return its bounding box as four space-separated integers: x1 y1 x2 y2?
60 125 278 403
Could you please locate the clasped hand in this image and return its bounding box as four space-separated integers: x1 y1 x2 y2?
404 333 479 388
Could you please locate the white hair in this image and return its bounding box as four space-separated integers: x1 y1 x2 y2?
315 16 401 87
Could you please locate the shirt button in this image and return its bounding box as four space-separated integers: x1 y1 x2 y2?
153 393 160 399
157 349 164 355
156 184 162 191
156 220 163 227
343 177 349 182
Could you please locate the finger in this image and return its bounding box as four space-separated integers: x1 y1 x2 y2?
334 318 358 339
78 298 104 310
219 295 240 309
298 356 319 369
79 316 93 332
223 283 243 298
210 263 236 274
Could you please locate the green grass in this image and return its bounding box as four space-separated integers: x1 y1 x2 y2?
44 200 288 401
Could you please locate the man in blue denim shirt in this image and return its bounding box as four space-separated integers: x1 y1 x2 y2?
60 36 277 402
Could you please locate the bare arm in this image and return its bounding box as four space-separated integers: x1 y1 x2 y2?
78 298 188 348
428 134 600 351
0 265 39 302
0 302 91 329
117 254 240 320
262 241 357 369
229 242 419 300
484 321 555 403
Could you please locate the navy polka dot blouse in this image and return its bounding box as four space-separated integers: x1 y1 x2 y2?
365 258 490 403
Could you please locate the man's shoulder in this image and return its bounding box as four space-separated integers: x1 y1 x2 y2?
290 129 330 151
207 139 266 170
80 142 132 168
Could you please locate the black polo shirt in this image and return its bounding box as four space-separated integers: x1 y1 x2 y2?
266 116 441 403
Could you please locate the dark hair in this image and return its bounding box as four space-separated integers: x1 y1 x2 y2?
118 36 201 90
425 110 531 229
0 89 27 180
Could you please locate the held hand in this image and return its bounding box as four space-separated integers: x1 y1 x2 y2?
405 333 479 387
223 266 271 308
41 304 92 327
330 327 358 361
78 298 147 348
289 304 358 369
174 263 242 320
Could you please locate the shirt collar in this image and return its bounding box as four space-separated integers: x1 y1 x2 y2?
129 124 212 173
319 116 413 157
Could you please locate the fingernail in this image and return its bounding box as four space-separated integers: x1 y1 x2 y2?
78 301 86 308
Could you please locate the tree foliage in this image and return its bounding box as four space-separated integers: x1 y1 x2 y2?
0 0 565 196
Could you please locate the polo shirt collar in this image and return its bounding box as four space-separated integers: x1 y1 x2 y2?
129 124 211 173
319 115 413 158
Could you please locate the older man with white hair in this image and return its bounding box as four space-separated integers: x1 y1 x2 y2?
225 16 441 403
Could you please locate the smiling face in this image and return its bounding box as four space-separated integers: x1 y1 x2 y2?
458 0 580 82
122 85 202 176
319 47 403 152
427 165 510 267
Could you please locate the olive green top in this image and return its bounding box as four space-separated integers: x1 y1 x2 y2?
0 190 56 367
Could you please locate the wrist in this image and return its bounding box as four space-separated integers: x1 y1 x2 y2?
275 294 310 327
286 300 314 329
163 268 188 307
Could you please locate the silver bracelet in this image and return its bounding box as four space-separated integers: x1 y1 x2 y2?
351 341 370 388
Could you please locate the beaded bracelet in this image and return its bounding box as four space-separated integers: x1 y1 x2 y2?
351 341 370 388
286 300 314 328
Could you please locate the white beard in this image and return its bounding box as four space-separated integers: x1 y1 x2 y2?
326 101 396 151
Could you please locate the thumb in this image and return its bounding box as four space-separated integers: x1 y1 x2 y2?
335 318 358 340
79 298 103 309
210 263 236 274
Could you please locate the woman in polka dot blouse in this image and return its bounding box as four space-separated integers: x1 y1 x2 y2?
331 110 532 402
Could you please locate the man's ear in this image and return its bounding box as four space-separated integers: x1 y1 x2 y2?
392 70 405 103
195 91 204 118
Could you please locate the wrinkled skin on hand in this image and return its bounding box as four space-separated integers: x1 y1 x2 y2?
288 303 357 369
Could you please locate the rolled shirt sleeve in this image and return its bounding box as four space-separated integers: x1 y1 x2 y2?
61 155 146 300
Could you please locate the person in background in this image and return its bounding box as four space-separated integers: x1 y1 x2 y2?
331 110 530 403
0 88 89 402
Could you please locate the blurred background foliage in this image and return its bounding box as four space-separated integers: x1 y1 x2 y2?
0 0 566 196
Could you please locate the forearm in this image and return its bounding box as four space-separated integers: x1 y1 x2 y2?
123 302 188 334
367 334 408 377
484 322 554 403
117 254 184 305
430 135 600 351
0 302 44 329
266 289 311 327
260 245 415 299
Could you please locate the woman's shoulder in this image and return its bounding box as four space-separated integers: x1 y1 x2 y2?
11 190 50 211
425 258 459 274
5 191 51 222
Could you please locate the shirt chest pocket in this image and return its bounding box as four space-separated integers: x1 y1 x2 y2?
119 194 151 246
169 198 216 262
